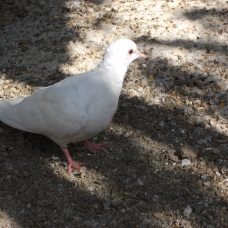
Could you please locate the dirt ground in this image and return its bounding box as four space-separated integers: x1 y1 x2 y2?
0 0 228 227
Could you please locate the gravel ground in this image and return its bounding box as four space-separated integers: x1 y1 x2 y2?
0 0 228 227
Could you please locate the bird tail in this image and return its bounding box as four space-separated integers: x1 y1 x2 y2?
0 97 30 132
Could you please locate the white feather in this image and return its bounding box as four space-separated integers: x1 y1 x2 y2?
0 39 143 148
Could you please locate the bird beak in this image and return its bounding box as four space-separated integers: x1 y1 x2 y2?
135 51 147 59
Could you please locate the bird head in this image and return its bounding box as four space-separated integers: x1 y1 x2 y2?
100 39 147 70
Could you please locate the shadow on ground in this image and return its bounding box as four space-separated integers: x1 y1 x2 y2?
0 92 227 227
0 0 228 227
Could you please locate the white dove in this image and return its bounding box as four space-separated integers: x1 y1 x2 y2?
0 39 146 174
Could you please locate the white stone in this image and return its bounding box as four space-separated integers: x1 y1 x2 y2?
183 206 192 217
181 159 191 166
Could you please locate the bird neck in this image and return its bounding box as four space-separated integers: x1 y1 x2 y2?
95 63 127 97
98 63 127 84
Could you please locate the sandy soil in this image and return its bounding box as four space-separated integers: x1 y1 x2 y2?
0 0 228 227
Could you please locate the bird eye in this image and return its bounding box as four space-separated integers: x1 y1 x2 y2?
128 49 133 54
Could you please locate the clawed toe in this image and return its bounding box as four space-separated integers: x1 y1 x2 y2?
62 148 88 175
80 140 109 154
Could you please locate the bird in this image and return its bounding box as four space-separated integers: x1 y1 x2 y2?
0 39 147 174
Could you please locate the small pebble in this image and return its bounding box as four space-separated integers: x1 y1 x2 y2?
112 198 123 207
183 206 192 217
181 159 191 166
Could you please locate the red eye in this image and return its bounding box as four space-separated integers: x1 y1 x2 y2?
128 49 133 54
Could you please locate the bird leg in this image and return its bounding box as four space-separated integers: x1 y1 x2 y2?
62 148 88 175
77 140 108 154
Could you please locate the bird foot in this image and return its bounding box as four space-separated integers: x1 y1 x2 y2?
62 148 88 175
77 140 109 154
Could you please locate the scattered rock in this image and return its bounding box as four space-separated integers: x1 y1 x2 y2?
181 159 191 166
213 148 221 155
112 198 123 207
183 206 192 217
181 144 197 160
209 118 217 127
74 215 83 222
175 77 186 86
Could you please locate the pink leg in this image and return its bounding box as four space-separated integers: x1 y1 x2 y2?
78 140 109 154
62 148 88 175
